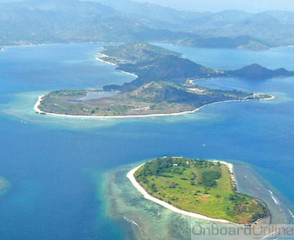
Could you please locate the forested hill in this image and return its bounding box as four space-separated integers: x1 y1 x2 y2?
101 42 294 92
228 64 294 79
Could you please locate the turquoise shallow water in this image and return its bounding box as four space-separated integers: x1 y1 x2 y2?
0 44 294 239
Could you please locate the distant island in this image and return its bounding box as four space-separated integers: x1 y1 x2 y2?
128 157 269 224
35 42 279 118
0 176 10 195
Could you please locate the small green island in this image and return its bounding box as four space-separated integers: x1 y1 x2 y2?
131 157 269 224
0 176 10 195
35 42 281 117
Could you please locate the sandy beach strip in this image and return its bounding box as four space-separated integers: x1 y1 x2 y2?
216 160 237 187
127 163 235 224
118 70 138 78
96 53 138 78
33 95 274 119
96 56 117 66
34 95 46 114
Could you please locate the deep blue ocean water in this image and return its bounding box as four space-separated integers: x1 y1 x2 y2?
0 44 294 239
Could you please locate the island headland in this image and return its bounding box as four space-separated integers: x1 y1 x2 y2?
35 42 280 118
128 157 269 225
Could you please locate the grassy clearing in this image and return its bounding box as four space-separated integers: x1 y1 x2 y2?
134 157 268 224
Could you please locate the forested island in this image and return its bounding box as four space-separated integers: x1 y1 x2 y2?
131 157 269 224
36 42 278 117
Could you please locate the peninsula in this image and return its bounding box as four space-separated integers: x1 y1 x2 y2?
128 157 269 224
35 42 279 117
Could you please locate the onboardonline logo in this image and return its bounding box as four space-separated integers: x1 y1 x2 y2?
191 223 294 239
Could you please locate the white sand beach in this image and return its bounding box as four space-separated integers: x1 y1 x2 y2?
34 95 45 114
118 70 138 78
217 160 237 187
96 53 138 78
96 56 117 66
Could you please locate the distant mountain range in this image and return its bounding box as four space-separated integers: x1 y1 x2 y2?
87 0 294 48
1 0 294 50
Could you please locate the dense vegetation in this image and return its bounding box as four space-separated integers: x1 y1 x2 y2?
134 157 268 224
102 42 181 63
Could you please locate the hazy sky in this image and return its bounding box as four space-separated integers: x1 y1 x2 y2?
1 0 294 13
133 0 294 12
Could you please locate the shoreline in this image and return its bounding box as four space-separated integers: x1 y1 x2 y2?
96 56 117 66
214 160 236 188
34 95 275 119
1 42 293 54
118 70 138 78
127 162 237 225
0 41 110 50
96 54 139 78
